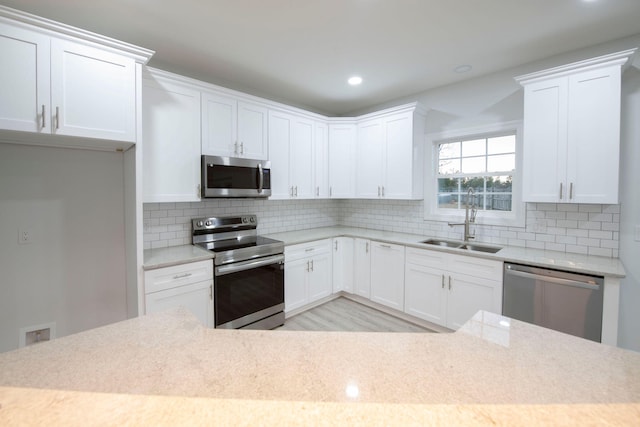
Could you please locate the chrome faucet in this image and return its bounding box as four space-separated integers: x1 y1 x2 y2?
448 187 477 241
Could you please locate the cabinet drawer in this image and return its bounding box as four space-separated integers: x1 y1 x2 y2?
285 239 332 261
448 253 503 282
405 247 448 269
144 260 213 294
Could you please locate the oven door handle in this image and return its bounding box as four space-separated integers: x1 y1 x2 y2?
215 254 284 276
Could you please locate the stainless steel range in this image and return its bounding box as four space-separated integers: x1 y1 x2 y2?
192 215 284 330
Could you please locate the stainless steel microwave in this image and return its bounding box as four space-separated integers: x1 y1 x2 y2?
201 156 271 198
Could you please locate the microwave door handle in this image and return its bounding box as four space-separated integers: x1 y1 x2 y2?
257 163 264 193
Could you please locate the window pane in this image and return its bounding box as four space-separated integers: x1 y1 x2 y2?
487 153 515 172
438 142 460 159
437 178 459 208
461 156 485 173
462 139 486 157
438 158 460 174
486 175 512 211
488 135 515 155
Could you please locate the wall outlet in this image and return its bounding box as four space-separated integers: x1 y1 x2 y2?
18 228 33 244
19 322 56 347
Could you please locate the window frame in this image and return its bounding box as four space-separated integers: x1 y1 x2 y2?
424 121 525 227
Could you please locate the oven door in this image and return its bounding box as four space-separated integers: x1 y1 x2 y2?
214 254 284 329
202 155 271 198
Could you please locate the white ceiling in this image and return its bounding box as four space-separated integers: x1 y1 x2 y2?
3 0 640 115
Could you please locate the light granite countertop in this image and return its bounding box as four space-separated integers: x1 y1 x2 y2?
1 308 639 425
264 226 626 277
143 244 214 270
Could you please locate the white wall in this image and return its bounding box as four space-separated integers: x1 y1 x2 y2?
0 143 128 353
618 66 640 351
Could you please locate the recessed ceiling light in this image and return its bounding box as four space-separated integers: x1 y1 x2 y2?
348 76 363 86
454 64 472 74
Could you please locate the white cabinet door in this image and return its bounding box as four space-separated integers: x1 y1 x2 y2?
201 91 238 157
566 66 621 204
290 116 315 198
328 123 356 198
267 110 292 199
353 238 371 298
142 75 201 202
446 273 502 330
383 112 414 199
284 257 309 313
404 263 447 326
314 121 329 198
522 77 567 203
332 237 354 293
308 251 332 302
237 101 268 159
0 22 50 133
50 38 136 142
356 118 383 198
145 281 213 327
370 242 405 311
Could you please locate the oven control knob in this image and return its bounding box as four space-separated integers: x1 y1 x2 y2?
242 217 248 224
249 217 255 223
196 221 204 227
205 220 212 226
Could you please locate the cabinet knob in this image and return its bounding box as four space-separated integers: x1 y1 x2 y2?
41 105 46 129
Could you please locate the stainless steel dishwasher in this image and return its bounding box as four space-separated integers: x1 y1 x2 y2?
503 263 604 342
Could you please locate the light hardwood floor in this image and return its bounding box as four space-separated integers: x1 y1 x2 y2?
276 297 433 333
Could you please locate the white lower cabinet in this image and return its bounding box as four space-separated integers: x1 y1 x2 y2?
370 242 405 311
404 247 503 329
144 260 213 327
332 237 354 293
353 238 371 298
285 239 333 312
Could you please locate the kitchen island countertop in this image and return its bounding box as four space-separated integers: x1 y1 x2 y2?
1 308 639 425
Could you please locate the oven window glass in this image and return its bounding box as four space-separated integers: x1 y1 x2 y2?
215 262 283 326
207 164 271 189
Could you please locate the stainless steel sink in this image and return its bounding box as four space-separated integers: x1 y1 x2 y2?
457 244 502 254
419 239 502 254
419 239 463 248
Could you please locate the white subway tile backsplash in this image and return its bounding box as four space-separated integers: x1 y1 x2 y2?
143 199 620 257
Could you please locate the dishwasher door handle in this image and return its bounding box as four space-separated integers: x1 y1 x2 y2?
505 269 600 291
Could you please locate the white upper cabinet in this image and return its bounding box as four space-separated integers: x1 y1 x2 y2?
0 22 50 133
516 49 636 204
202 91 268 160
268 110 316 199
314 121 330 198
355 104 426 200
328 122 357 198
142 69 201 203
50 39 136 142
0 11 152 149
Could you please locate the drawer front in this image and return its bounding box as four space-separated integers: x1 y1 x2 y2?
448 253 503 282
144 260 213 294
405 247 448 269
285 239 332 261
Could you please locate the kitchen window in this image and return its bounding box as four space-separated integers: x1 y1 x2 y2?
425 122 524 226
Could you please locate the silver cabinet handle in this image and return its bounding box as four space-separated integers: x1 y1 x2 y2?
55 106 60 130
316 187 320 197
310 259 314 272
382 186 385 197
290 186 294 197
569 182 574 200
334 240 338 251
172 273 192 280
448 276 452 290
305 248 314 252
559 182 563 200
197 184 201 198
209 284 213 300
378 186 381 197
240 142 244 155
41 105 45 128
366 242 369 253
441 274 445 289
234 142 238 154
329 187 332 197
380 244 391 249
306 260 310 272
295 186 298 197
